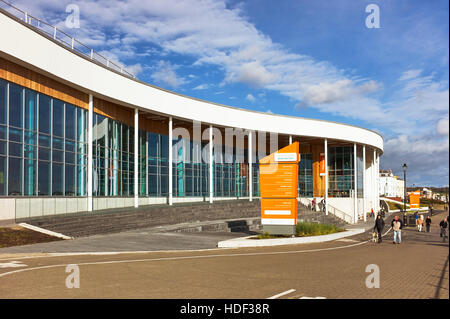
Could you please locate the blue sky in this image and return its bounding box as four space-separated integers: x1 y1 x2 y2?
12 0 450 187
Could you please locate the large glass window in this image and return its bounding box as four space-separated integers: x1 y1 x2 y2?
0 79 7 125
147 132 170 197
357 145 364 198
0 156 6 196
328 146 354 198
0 79 87 197
299 153 313 197
9 83 23 128
8 157 22 195
38 161 50 196
52 99 64 137
52 163 63 195
38 95 51 134
92 114 135 197
213 144 248 198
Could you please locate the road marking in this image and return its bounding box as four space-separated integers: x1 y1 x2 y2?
267 289 296 299
0 240 371 279
336 238 358 242
0 261 27 268
0 228 393 262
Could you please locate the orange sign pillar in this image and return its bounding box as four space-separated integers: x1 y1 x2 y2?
409 189 421 209
259 142 299 235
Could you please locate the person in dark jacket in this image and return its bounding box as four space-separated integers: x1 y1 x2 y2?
373 215 385 243
425 215 432 233
439 218 448 242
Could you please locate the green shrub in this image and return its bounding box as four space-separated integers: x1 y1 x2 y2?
295 222 344 237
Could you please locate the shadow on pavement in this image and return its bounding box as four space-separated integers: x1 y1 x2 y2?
434 255 449 299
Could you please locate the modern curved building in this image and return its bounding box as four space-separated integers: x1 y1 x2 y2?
0 3 382 224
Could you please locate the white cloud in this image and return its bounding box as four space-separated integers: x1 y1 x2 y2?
437 118 449 136
245 93 255 103
150 60 185 88
235 62 277 87
382 134 449 186
193 84 209 90
302 79 380 105
97 50 143 76
399 69 423 81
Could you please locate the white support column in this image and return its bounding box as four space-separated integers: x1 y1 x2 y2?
353 143 358 223
169 117 173 205
105 119 109 196
373 149 376 218
87 94 93 212
363 145 366 221
324 139 328 216
209 125 213 204
134 108 139 208
375 150 380 213
249 131 253 202
289 135 292 145
145 135 149 197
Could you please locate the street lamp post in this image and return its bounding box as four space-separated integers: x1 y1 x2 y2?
402 163 407 214
431 186 434 211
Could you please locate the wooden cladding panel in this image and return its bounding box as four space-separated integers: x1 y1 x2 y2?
299 143 311 154
0 57 88 109
312 143 325 197
93 97 134 127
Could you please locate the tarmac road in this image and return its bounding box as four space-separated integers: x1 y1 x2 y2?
0 212 448 299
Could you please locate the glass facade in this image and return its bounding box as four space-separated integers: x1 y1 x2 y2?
169 137 210 197
147 132 169 196
0 78 367 203
213 144 249 197
356 145 364 198
298 153 313 197
327 146 354 198
92 114 137 196
0 79 87 197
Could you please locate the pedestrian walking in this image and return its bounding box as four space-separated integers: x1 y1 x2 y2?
417 215 424 232
311 198 316 211
321 198 326 212
391 215 403 244
425 215 432 233
439 218 448 242
373 214 385 243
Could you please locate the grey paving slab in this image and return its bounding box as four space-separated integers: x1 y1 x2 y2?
0 227 253 254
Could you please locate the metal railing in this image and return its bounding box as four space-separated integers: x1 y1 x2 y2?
0 0 137 79
299 196 354 223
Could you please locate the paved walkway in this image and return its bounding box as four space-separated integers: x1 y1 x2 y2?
0 210 443 255
0 213 384 254
0 211 447 299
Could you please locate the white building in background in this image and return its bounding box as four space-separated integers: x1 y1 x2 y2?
422 188 433 199
379 169 405 199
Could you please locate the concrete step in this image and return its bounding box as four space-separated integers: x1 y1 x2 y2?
24 199 262 238
22 198 349 238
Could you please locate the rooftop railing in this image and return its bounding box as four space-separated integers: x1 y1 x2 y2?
0 0 137 79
